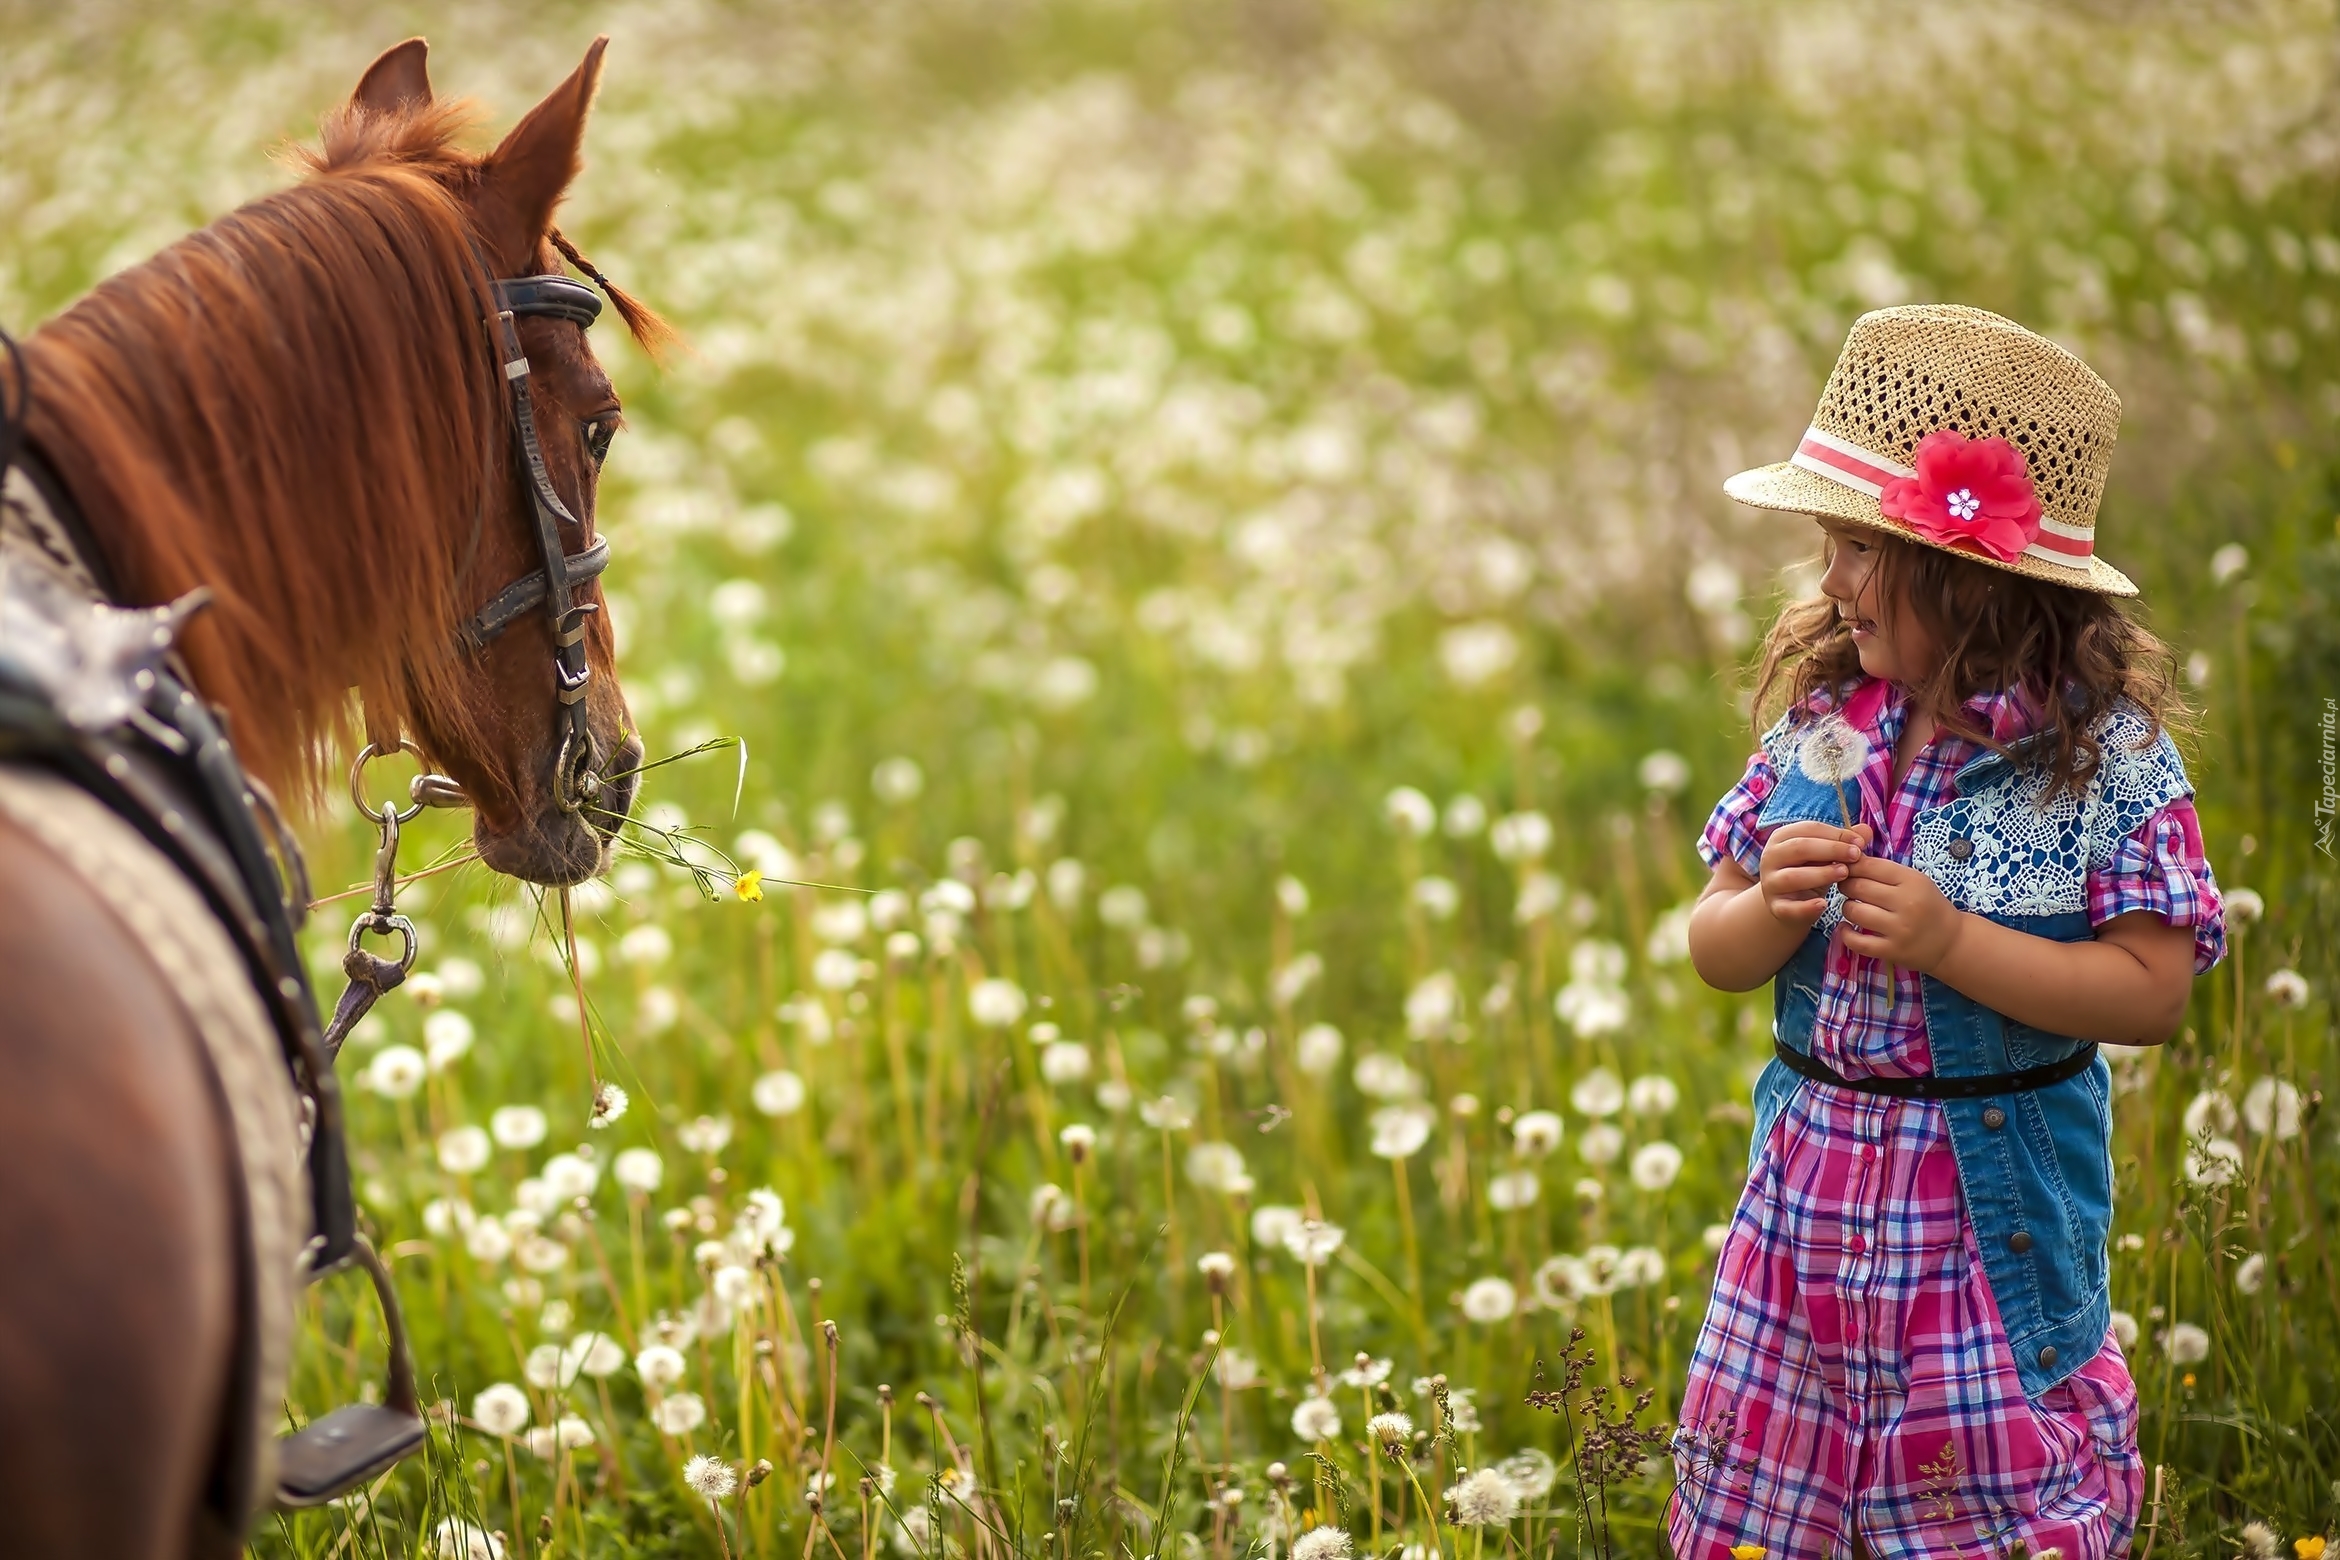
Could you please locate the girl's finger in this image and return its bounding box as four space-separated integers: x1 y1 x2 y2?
1768 865 1848 893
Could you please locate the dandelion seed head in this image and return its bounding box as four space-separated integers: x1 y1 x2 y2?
2265 968 2309 1009
1283 1218 1346 1266
471 1382 530 1437
636 1344 688 1388
2241 1522 2281 1560
1512 1110 1564 1156
685 1454 741 1499
1292 1527 1353 1560
1290 1395 1342 1442
1460 1276 1517 1324
1494 1448 1556 1502
2226 887 2265 926
614 1148 664 1194
590 1082 628 1128
1296 1022 1344 1076
1630 1140 1684 1191
1569 1068 1626 1118
2162 1320 2210 1363
654 1392 708 1434
437 1125 492 1175
753 1069 808 1117
1368 1411 1414 1447
1448 1468 1520 1526
367 1045 426 1099
491 1105 548 1149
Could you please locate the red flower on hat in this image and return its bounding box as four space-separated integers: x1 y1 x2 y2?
1877 430 2042 563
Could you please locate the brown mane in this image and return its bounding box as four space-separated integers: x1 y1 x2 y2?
20 100 658 807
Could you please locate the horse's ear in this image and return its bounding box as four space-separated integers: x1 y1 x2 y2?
352 38 433 114
475 36 608 273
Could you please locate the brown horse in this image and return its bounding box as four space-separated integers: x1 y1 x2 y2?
0 38 658 1557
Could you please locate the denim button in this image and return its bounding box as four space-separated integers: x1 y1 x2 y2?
2038 1346 2058 1369
1948 837 1974 860
2010 1231 2034 1253
1982 1105 2008 1129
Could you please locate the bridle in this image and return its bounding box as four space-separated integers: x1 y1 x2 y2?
459 269 614 818
325 266 619 1049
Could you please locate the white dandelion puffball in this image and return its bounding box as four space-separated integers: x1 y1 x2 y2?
634 1345 687 1391
1515 872 1563 923
1139 1095 1195 1131
2225 887 2264 926
1340 1355 1394 1389
2110 1310 2140 1350
677 1115 732 1155
1626 1074 1680 1117
542 1152 599 1203
1041 1041 1093 1084
1630 1141 1685 1191
1196 1250 1237 1282
465 1220 513 1265
2241 1078 2304 1139
1252 1204 1304 1250
589 1082 628 1128
1616 1245 1666 1288
1489 810 1553 862
1185 1141 1248 1192
1495 1448 1557 1502
432 1517 505 1560
2235 1252 2267 1295
753 1069 808 1117
2185 1137 2244 1186
1290 1395 1343 1442
422 1198 471 1238
1353 1053 1421 1100
367 1045 427 1100
654 1391 708 1435
2264 968 2310 1010
1638 749 1691 795
1645 905 1695 965
1283 1219 1346 1267
1797 715 1870 786
1488 1170 1540 1210
1577 1122 1625 1167
1368 1411 1414 1448
614 1148 664 1195
968 977 1028 1028
1448 1468 1521 1527
1029 1183 1074 1231
522 1355 565 1407
1555 982 1630 1038
436 1125 492 1176
1384 785 1436 837
2162 1321 2210 1364
2240 1523 2282 1560
1460 1276 1518 1324
1412 876 1462 921
563 1331 627 1380
1569 939 1628 987
515 1233 569 1275
1532 1255 1590 1308
1291 1527 1353 1560
490 1104 548 1150
1512 1110 1564 1156
524 1415 595 1459
423 1010 475 1069
1405 970 1461 1039
1370 1103 1436 1159
1296 1022 1344 1076
2181 1089 2238 1138
470 1382 530 1437
1060 1123 1098 1160
811 948 861 992
685 1454 740 1500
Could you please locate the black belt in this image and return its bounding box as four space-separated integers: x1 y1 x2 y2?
1773 1037 2099 1099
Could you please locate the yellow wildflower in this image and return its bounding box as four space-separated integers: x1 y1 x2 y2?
2298 1539 2327 1560
732 868 764 903
1730 1547 1765 1560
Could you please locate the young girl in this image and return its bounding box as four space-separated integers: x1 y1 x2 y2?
1671 306 2225 1560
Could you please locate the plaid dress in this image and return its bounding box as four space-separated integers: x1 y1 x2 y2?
1669 683 2224 1560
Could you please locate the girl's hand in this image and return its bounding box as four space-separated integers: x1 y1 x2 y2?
1756 821 1872 929
1840 857 1966 972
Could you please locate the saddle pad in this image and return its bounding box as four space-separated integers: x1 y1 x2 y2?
0 763 307 1525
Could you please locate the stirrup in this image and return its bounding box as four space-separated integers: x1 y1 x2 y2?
274 1236 429 1507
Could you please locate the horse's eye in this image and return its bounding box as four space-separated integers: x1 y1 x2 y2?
583 416 618 466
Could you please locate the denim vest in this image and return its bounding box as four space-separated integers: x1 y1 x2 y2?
1745 696 2192 1397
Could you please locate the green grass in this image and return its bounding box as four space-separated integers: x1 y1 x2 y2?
6 2 2340 1555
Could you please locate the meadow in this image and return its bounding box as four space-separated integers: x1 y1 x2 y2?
4 1 2340 1555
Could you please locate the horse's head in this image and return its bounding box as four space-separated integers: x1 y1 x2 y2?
345 39 652 885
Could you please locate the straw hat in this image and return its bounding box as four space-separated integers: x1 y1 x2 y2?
1724 304 2135 595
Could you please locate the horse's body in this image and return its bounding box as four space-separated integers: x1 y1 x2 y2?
0 39 656 1555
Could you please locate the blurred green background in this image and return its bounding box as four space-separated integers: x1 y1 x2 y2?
5 1 2339 1555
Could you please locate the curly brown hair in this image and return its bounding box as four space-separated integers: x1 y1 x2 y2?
1751 529 2186 797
